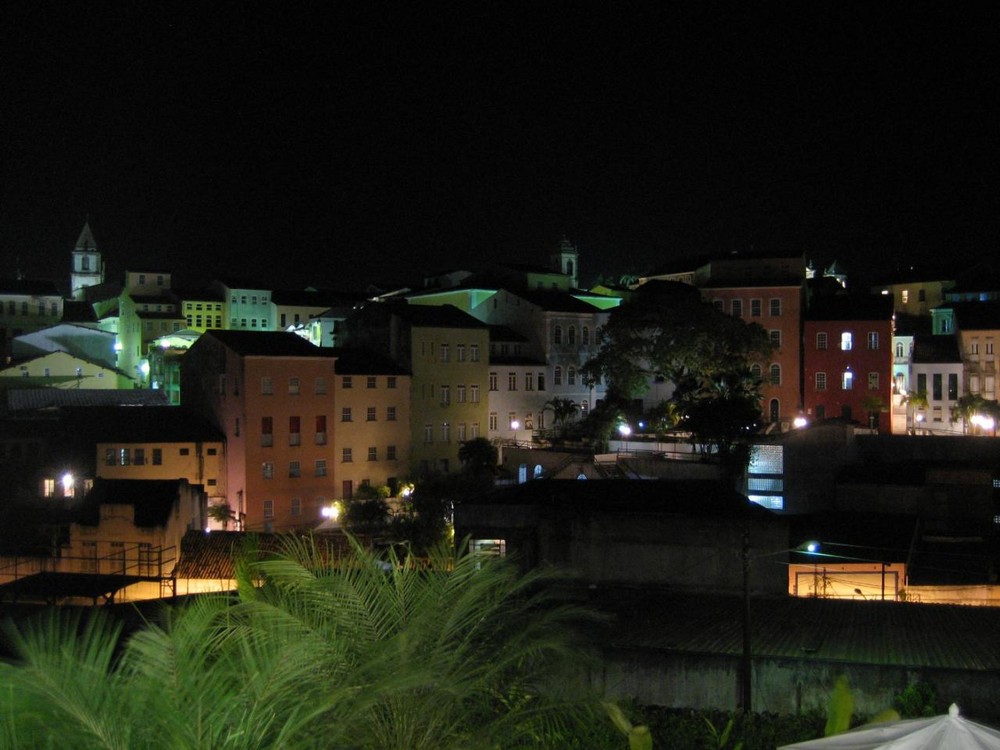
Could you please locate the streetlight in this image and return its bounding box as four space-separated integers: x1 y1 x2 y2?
618 423 631 453
510 419 520 446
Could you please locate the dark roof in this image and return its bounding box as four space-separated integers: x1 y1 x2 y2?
911 334 962 364
595 587 1000 670
387 303 488 329
174 529 356 579
0 278 61 296
6 389 169 411
806 294 894 321
270 288 364 307
329 347 408 375
60 300 99 323
700 275 804 290
58 406 225 443
473 478 777 521
951 301 1000 331
514 289 603 313
77 478 187 528
205 330 332 357
488 324 528 343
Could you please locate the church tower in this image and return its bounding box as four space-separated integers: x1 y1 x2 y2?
71 221 105 299
550 236 579 288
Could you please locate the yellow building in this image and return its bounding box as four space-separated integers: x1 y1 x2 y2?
0 350 134 389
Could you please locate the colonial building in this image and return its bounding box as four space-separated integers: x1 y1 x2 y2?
802 295 894 432
70 222 105 301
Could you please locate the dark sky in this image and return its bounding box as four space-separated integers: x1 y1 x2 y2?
2 4 997 293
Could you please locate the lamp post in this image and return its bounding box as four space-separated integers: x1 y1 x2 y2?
618 423 631 454
510 419 520 446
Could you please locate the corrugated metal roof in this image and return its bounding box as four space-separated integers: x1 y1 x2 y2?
7 389 170 411
596 588 1000 671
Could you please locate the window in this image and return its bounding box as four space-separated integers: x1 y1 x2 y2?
989 343 995 355
263 500 274 520
289 416 301 445
152 449 162 465
261 377 273 394
917 373 927 394
816 372 827 390
508 412 517 428
489 372 498 391
387 376 397 388
368 447 378 461
315 377 327 394
262 462 274 478
471 422 480 438
901 289 909 304
553 325 563 344
367 406 377 421
440 345 450 363
288 377 300 395
343 376 352 389
291 498 301 517
867 332 879 350
470 344 480 362
769 330 781 347
769 298 781 316
750 299 762 317
568 366 576 385
750 364 762 380
842 371 854 390
441 422 450 442
568 326 577 344
582 326 590 345
341 407 352 422
554 366 563 386
316 459 327 477
523 373 533 391
342 448 353 462
971 342 980 355
840 332 853 351
868 372 879 390
315 415 327 444
261 417 274 446
896 342 904 357
289 461 301 478
387 445 397 460
932 373 942 401
119 448 131 466
387 406 397 421
507 372 517 391
713 299 724 312
769 364 781 385
457 344 466 361
440 386 450 405
731 299 743 317
105 448 115 466
367 376 377 388
918 289 926 302
424 424 433 444
470 384 480 402
489 412 498 431
457 423 467 441
457 384 467 402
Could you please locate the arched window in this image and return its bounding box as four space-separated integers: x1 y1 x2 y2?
533 464 544 478
750 363 762 380
769 364 781 385
568 366 576 385
554 366 563 385
553 325 563 344
568 326 577 344
582 326 590 345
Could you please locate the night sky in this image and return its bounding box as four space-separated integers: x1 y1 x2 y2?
2 4 997 293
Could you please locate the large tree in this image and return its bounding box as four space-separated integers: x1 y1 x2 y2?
582 282 772 401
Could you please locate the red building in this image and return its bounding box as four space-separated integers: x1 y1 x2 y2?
803 295 894 433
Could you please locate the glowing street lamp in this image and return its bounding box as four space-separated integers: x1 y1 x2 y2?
61 472 74 497
510 419 521 446
618 423 631 453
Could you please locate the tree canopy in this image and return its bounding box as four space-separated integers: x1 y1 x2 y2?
582 282 773 401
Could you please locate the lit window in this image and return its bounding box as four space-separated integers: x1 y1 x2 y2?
841 332 853 351
842 371 854 390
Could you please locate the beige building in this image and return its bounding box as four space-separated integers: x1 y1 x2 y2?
0 350 134 389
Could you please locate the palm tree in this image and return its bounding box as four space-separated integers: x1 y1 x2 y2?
0 537 606 750
543 397 579 427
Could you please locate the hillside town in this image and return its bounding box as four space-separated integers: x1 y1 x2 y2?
2 223 1000 723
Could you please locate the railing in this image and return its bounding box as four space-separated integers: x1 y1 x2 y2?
0 544 178 587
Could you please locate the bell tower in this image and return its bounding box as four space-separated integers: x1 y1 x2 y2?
550 236 579 288
70 221 105 299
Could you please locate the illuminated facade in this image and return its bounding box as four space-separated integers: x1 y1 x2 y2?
70 222 105 300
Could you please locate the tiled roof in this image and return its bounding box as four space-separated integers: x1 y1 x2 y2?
174 530 356 580
594 587 1000 670
0 278 61 296
911 334 962 364
329 347 408 375
59 406 225 443
205 330 331 357
514 289 604 313
6 388 169 411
